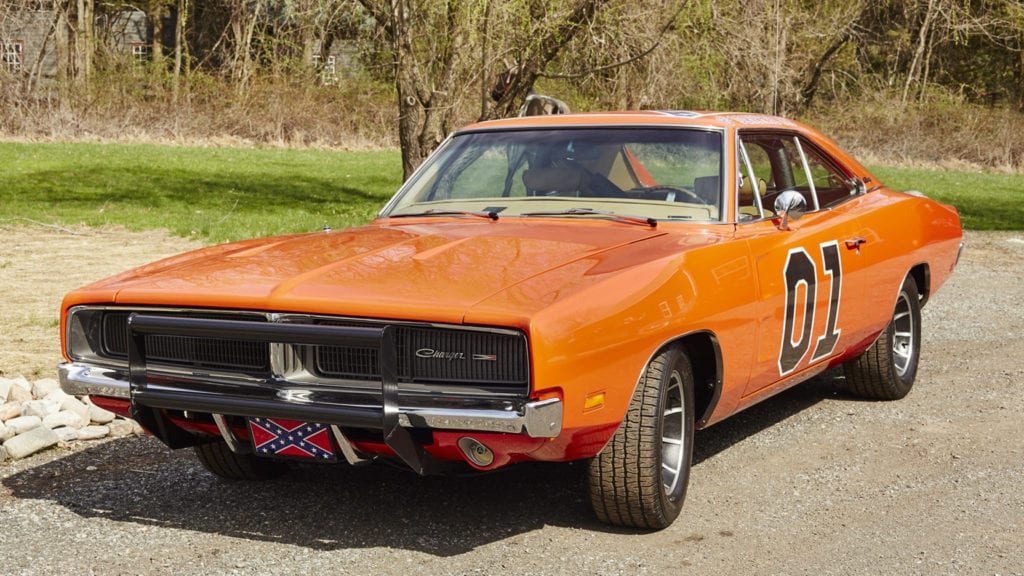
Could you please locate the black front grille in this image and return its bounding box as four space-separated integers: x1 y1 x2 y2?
315 345 379 381
315 325 529 390
101 311 270 373
145 335 269 371
399 327 528 384
96 310 528 393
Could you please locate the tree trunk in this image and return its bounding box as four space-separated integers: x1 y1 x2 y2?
392 0 426 179
902 0 938 107
173 0 189 102
225 0 261 87
150 3 164 63
479 0 492 119
75 0 94 82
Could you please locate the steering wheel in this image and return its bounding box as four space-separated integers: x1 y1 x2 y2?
635 185 710 205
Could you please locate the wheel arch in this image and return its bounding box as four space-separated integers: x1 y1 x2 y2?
651 331 723 429
908 262 931 307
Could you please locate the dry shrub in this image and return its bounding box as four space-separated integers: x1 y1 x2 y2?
806 91 1024 172
0 67 398 150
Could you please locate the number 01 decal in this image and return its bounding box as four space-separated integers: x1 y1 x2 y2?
778 241 843 376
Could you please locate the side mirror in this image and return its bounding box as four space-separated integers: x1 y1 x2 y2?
774 190 807 230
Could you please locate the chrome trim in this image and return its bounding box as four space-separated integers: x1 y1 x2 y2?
329 426 369 465
792 136 820 211
59 362 130 398
58 361 563 438
212 414 252 454
399 397 563 438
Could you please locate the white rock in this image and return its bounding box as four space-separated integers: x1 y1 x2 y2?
6 384 32 404
5 415 43 435
3 426 59 459
107 419 134 438
88 404 117 425
0 402 23 422
11 376 32 392
0 378 12 403
0 445 7 461
31 378 62 399
53 427 79 442
61 396 91 421
0 422 12 442
24 399 62 419
45 388 70 404
76 425 109 440
43 410 84 430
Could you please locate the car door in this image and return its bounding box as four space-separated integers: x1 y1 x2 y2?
734 131 875 398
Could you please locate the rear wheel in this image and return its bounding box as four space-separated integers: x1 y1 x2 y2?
588 346 695 529
844 275 922 400
194 441 289 481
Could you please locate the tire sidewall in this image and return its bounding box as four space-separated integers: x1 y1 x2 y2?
888 276 922 390
654 348 695 519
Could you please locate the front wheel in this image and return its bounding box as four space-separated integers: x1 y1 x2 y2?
194 441 289 481
844 275 922 400
587 346 695 529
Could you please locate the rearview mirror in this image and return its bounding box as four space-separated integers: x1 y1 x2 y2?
774 190 807 230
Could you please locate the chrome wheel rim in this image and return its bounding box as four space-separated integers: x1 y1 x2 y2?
661 370 686 500
891 291 916 377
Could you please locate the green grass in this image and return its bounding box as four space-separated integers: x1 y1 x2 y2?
869 166 1024 231
0 142 402 243
1 143 1020 240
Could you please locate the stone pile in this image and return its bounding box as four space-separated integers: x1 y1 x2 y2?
0 376 143 462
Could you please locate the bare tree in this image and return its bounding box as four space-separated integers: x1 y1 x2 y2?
355 0 625 179
173 0 188 101
73 0 94 82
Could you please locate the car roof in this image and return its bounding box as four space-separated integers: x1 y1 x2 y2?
457 110 870 180
458 110 811 133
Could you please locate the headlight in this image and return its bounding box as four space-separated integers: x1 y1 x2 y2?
65 307 109 363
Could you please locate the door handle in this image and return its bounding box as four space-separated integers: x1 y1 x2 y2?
845 237 866 253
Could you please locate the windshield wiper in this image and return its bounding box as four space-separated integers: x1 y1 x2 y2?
389 209 499 221
520 207 657 228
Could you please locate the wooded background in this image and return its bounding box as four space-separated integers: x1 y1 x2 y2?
2 0 1023 174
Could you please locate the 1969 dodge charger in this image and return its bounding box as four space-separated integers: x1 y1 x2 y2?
59 111 962 529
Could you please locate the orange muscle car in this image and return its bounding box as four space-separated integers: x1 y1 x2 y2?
59 111 963 529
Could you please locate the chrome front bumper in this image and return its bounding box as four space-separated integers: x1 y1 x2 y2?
58 362 563 439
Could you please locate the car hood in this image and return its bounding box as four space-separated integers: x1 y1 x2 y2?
70 219 697 325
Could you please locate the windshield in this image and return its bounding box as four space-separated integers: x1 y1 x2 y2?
381 127 724 222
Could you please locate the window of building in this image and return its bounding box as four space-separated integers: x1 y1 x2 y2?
2 41 23 73
313 54 337 85
131 42 152 64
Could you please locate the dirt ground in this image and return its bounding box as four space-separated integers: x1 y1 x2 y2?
1 225 1022 575
0 224 203 379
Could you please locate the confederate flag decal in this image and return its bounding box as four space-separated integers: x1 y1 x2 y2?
247 418 336 460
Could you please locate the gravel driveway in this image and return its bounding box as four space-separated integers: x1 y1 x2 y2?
1 228 1022 576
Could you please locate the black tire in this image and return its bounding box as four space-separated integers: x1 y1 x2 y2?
193 441 289 481
844 275 922 400
587 346 695 529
